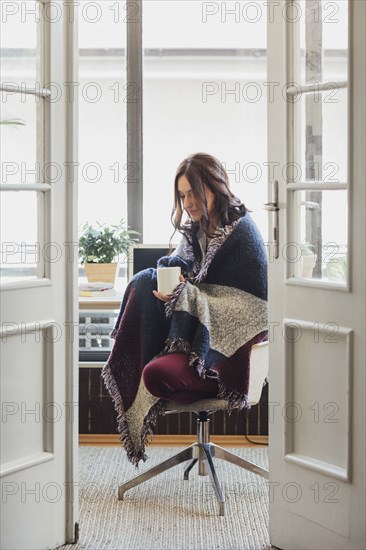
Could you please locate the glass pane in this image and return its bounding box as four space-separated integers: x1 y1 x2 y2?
142 0 268 244
299 87 348 183
0 0 39 83
0 91 38 184
0 0 40 184
290 189 347 284
78 0 127 288
300 0 348 84
0 191 41 282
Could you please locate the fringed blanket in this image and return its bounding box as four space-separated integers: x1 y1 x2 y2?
102 213 268 466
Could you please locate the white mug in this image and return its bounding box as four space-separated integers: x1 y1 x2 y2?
157 266 181 295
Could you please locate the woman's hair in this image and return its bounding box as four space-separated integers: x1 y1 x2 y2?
169 152 248 247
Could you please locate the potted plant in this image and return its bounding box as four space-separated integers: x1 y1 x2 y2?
300 242 317 278
79 219 140 284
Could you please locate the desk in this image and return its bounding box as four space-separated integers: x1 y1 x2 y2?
79 291 124 311
78 287 125 434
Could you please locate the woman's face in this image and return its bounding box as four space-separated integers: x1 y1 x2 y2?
177 175 215 222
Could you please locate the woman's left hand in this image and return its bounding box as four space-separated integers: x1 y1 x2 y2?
152 274 185 302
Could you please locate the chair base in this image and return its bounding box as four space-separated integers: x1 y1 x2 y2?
118 415 268 516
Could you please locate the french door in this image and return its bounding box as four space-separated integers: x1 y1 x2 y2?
1 1 79 548
267 1 365 548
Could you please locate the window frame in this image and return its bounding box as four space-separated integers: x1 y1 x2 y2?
0 0 51 290
285 0 351 291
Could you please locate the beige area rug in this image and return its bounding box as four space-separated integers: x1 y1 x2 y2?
60 446 272 550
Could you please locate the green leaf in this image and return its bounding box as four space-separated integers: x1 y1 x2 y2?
0 118 26 128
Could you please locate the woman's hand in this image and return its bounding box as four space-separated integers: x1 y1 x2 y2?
152 274 185 302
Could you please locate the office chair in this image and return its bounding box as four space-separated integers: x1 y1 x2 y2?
118 341 269 516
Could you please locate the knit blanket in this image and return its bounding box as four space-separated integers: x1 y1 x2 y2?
102 214 268 466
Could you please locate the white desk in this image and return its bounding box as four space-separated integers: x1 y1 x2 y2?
79 292 124 311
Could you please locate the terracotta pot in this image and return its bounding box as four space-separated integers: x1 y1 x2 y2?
84 262 118 284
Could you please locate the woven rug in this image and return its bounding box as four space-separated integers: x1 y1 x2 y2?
59 446 272 550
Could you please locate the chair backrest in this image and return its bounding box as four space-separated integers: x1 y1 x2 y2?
127 243 178 281
247 341 269 405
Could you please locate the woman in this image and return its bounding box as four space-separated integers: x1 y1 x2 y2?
102 153 268 465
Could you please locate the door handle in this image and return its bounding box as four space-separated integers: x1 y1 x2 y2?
264 202 279 211
264 180 279 259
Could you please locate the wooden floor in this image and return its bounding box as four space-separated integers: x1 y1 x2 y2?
79 434 268 447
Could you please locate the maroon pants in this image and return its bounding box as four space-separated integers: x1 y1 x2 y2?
143 353 219 403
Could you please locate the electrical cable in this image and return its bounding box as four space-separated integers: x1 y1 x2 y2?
244 434 268 445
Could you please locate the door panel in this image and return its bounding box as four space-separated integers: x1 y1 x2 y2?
283 320 352 480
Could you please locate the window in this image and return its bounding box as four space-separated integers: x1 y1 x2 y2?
78 1 127 232
0 0 49 284
287 0 348 286
77 1 268 251
142 0 268 243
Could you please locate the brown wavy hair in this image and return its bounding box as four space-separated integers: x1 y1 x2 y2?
169 152 248 247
